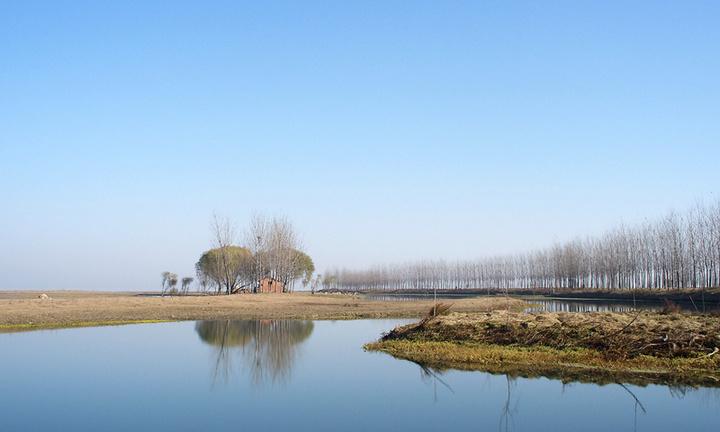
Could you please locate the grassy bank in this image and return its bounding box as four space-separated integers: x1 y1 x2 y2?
0 292 526 332
0 319 172 333
365 311 720 386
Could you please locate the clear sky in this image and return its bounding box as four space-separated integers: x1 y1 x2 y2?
1 1 719 291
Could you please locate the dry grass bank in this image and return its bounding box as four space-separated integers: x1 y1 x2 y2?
366 311 720 386
0 291 526 332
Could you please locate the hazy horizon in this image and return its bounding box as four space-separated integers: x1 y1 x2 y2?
2 1 719 291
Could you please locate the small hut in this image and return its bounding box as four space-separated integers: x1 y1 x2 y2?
259 277 284 294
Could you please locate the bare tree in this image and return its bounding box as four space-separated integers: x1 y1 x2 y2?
326 200 720 293
245 214 308 292
161 271 171 296
181 277 194 295
166 273 178 295
245 214 269 293
310 274 322 294
161 271 178 296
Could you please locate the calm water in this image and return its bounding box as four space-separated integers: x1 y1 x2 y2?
2 320 719 431
363 293 489 302
526 298 720 313
364 293 720 313
525 298 663 313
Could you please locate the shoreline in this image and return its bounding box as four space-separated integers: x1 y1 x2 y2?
329 287 720 305
365 311 720 387
0 291 526 332
365 340 720 387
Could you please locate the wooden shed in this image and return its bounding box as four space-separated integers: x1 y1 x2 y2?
259 277 284 294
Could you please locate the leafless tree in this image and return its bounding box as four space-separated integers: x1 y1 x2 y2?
326 200 720 293
245 214 307 292
166 273 178 295
310 274 322 294
161 271 171 296
181 277 194 295
161 271 178 296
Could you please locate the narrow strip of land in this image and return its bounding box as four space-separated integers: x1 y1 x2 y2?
0 291 525 331
335 287 720 305
366 310 720 387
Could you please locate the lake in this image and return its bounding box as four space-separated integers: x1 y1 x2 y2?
2 319 719 431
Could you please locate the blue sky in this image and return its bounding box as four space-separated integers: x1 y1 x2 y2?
1 1 719 290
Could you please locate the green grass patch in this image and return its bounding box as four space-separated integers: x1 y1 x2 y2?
0 319 173 333
365 339 720 387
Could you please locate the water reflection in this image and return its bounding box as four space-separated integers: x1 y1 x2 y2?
3 320 720 431
366 294 720 313
499 376 518 432
410 360 720 432
195 320 314 385
364 294 484 302
526 299 663 313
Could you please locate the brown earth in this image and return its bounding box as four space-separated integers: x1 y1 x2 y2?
367 311 720 386
0 291 526 331
382 310 720 359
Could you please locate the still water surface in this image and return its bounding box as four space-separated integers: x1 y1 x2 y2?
364 293 720 313
1 319 719 431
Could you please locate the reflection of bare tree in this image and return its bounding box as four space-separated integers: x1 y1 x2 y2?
498 376 517 432
195 320 314 385
696 387 720 407
668 384 691 399
617 383 647 432
416 364 454 402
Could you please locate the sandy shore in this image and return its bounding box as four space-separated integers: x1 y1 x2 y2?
0 291 525 331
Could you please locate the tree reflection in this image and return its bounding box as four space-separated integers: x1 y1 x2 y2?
498 376 518 432
616 383 646 432
416 364 454 402
195 320 314 385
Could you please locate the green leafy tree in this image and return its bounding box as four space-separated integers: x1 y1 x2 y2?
294 250 315 290
196 246 253 295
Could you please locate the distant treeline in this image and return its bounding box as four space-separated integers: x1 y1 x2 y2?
325 201 720 292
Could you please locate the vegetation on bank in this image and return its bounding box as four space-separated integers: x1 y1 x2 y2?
366 340 720 387
0 293 527 332
0 319 172 333
366 310 720 386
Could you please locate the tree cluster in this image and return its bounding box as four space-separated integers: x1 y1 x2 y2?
160 272 193 296
195 215 314 295
325 201 720 292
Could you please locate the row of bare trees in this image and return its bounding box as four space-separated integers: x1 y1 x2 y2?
195 215 314 295
325 201 720 292
160 272 193 296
